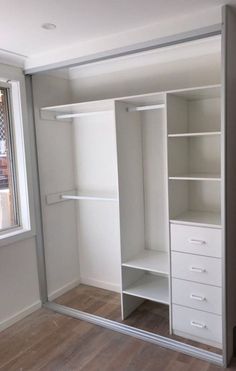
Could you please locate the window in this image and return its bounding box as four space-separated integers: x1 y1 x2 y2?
0 78 32 242
0 86 19 231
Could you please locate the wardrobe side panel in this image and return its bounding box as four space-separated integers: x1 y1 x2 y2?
32 75 80 300
222 5 236 364
115 101 145 263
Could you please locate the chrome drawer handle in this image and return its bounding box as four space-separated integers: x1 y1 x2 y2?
190 266 206 273
188 238 206 245
190 294 206 301
190 321 206 329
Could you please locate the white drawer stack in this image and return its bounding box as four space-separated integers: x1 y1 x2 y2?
170 224 222 348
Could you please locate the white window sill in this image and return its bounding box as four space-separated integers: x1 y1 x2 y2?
0 226 36 247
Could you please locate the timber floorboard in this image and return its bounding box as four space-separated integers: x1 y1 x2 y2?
0 308 235 370
54 284 222 354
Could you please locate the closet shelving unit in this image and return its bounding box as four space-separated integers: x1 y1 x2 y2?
167 86 221 229
40 84 222 348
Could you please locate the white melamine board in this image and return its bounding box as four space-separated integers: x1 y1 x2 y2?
168 136 221 176
189 136 221 175
115 101 145 262
43 201 80 296
166 94 188 135
41 99 114 115
35 119 76 195
170 86 220 100
121 294 144 320
141 110 169 252
170 210 221 228
123 274 169 304
189 181 221 212
73 111 118 194
122 250 169 275
188 97 221 133
167 91 220 135
172 305 222 347
77 202 121 291
172 278 222 315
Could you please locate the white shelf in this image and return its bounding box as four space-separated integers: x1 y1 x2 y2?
122 250 169 275
170 210 221 228
169 173 221 181
123 274 169 304
168 132 221 138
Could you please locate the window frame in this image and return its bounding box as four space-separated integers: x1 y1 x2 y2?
0 77 35 246
0 83 20 233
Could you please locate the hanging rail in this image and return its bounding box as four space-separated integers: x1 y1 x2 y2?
127 104 165 112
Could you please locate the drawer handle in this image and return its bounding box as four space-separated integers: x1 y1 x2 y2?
188 238 206 245
190 266 206 273
190 294 206 302
190 320 206 329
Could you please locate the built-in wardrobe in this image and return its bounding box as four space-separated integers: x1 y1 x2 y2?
30 5 236 367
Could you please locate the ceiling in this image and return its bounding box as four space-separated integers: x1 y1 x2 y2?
0 0 236 70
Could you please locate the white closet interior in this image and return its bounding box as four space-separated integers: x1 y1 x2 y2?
33 35 223 356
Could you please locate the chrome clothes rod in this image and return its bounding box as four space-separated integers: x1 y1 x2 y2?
55 110 112 120
127 104 165 112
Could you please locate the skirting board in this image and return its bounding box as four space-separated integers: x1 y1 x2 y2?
0 300 42 332
48 279 80 301
80 276 120 293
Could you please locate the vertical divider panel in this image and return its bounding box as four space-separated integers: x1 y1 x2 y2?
114 101 145 318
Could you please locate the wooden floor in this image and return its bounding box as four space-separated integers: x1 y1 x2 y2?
0 307 235 371
54 284 222 354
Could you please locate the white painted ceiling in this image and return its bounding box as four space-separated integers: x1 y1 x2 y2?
0 0 235 57
1 0 236 71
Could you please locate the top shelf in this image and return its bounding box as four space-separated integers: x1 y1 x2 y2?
168 131 221 138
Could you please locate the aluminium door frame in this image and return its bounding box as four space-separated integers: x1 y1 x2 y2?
26 10 232 366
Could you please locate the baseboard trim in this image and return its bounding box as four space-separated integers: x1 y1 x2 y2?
48 279 80 301
44 301 223 367
0 300 42 332
80 276 120 293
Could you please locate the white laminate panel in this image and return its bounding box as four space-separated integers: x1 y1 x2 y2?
171 224 222 258
172 304 222 346
171 251 222 286
172 278 222 315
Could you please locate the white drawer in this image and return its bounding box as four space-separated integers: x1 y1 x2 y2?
172 305 222 347
171 224 222 258
171 252 222 287
172 278 222 315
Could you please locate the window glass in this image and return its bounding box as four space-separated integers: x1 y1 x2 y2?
0 87 18 231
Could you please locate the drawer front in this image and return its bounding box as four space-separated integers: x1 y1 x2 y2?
171 224 222 258
171 252 222 287
172 305 222 345
172 278 222 315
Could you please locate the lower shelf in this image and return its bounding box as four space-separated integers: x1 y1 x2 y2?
170 210 221 228
122 250 169 275
123 274 169 305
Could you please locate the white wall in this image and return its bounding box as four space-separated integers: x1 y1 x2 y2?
0 64 40 331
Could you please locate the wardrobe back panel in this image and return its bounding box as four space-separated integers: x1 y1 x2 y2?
77 201 121 292
73 111 118 193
